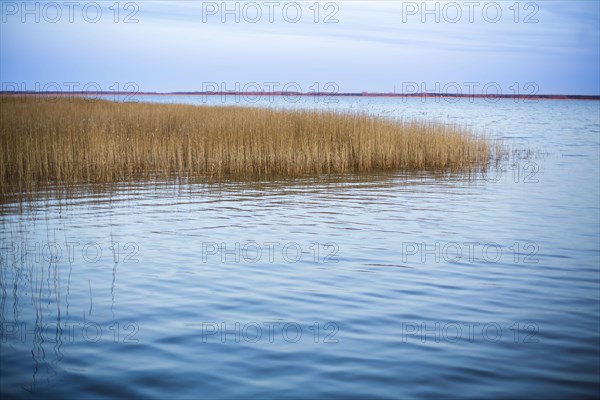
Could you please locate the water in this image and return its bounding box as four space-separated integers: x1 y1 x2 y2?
1 98 599 399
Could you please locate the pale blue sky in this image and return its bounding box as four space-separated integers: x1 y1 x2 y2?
1 0 599 94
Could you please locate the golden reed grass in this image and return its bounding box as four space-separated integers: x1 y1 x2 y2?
0 96 497 195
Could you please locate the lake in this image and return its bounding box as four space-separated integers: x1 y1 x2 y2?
1 96 599 398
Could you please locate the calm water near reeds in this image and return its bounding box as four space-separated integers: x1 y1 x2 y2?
1 97 599 398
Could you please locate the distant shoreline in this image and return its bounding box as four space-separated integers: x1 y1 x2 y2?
2 92 599 101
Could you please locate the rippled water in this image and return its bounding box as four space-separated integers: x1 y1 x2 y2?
1 98 599 398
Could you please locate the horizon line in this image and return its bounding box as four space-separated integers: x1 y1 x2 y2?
2 91 599 100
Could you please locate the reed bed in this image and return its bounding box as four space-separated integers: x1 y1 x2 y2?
0 96 497 195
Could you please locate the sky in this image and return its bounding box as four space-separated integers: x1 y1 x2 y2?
1 0 599 95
